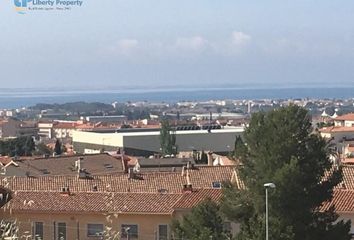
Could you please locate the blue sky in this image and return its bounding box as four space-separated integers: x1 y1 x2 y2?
1 0 354 89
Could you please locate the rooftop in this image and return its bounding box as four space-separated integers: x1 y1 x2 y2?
1 154 125 177
319 126 354 133
1 166 235 194
335 113 354 122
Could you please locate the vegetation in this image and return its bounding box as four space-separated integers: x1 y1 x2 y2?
0 136 35 156
221 105 351 240
35 143 53 156
200 150 208 164
232 135 247 160
30 102 151 120
172 199 231 240
31 102 114 113
316 121 334 129
54 139 63 155
159 120 177 156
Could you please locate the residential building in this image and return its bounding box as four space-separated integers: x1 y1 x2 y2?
0 118 37 139
0 153 126 177
83 115 128 124
1 166 238 240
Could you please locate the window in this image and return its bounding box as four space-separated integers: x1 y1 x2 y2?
34 222 43 240
57 222 66 240
158 224 168 240
87 224 103 237
121 224 138 239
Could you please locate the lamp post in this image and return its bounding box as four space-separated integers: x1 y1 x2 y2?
264 183 276 240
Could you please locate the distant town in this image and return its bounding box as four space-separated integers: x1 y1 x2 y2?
2 97 354 239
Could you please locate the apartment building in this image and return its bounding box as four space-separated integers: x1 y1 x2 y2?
0 118 37 139
1 166 238 240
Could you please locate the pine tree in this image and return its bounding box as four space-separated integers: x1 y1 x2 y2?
159 120 177 156
24 136 35 156
200 150 208 164
233 135 247 160
172 199 231 240
54 139 62 155
221 105 351 240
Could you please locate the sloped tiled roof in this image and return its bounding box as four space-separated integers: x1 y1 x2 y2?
339 165 354 189
8 191 182 214
319 126 354 133
1 166 235 194
173 189 222 209
321 189 354 213
1 166 235 214
335 113 354 121
4 154 124 177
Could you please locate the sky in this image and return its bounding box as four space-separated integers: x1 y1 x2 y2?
1 0 354 89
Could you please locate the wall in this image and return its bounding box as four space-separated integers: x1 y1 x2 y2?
2 211 173 240
73 128 244 155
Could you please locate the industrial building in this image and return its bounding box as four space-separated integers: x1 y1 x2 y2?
72 127 244 156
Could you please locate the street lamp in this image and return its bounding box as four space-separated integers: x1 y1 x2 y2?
264 183 276 240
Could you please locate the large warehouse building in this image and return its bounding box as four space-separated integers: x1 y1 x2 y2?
72 127 244 156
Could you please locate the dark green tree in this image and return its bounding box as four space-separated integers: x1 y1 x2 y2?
200 150 208 164
172 199 231 240
159 120 177 156
35 143 52 155
221 105 351 240
54 139 62 155
0 136 35 157
232 135 247 160
24 136 35 156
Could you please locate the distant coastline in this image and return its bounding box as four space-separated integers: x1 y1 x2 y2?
1 86 354 109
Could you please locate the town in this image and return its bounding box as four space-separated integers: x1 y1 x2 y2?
1 97 354 239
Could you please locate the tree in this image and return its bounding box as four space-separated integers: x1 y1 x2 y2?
0 136 35 157
232 135 247 160
172 199 231 240
54 139 62 155
159 120 177 156
24 136 35 156
35 143 52 155
221 105 351 240
200 150 208 164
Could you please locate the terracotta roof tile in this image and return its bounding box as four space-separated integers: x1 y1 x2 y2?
321 190 354 213
9 154 124 176
319 126 354 133
1 166 235 194
335 113 354 121
173 189 222 209
1 166 235 214
8 191 182 214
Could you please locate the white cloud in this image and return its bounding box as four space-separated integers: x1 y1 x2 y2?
231 31 251 46
175 36 208 51
109 39 139 56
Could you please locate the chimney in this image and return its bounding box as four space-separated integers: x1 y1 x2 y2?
122 156 129 173
183 168 193 193
181 166 186 176
207 151 213 166
128 167 135 180
187 161 191 169
76 157 83 173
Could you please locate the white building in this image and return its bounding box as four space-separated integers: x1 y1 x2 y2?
72 127 244 156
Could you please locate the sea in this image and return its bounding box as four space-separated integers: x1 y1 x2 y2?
1 87 354 109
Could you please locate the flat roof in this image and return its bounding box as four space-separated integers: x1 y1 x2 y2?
81 127 244 136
